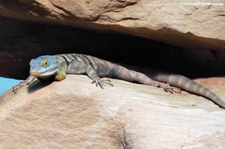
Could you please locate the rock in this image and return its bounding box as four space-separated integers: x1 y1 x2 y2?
0 1 225 79
0 75 225 148
1 16 225 80
0 0 224 51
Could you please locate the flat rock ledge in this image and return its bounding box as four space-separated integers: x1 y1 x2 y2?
0 75 225 148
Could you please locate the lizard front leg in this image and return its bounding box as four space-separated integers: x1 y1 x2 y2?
12 75 36 94
86 65 113 89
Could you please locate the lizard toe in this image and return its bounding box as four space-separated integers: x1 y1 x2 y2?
92 78 113 89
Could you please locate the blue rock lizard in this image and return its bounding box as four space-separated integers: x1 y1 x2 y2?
13 53 225 109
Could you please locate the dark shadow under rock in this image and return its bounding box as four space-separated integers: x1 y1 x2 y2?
0 16 225 80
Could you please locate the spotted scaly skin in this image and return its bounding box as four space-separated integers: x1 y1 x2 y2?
14 53 225 109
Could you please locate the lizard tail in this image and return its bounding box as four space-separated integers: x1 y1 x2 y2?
151 73 225 109
109 63 224 108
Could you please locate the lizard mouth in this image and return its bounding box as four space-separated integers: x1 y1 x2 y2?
30 67 58 77
31 71 39 76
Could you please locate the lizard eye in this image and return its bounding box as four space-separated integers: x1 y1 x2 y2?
41 59 48 67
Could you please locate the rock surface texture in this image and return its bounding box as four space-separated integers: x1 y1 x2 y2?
0 0 225 49
1 75 225 148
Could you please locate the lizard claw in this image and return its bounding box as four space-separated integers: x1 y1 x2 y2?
173 87 182 94
12 75 35 94
12 81 25 94
92 78 113 89
163 84 182 94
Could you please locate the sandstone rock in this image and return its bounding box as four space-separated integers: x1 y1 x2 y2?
0 75 225 148
0 1 225 80
0 0 224 51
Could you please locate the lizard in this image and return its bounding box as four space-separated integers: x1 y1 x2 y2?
13 53 225 109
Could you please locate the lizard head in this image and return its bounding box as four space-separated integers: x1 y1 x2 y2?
29 55 58 79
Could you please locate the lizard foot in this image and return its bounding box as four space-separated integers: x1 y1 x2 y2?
12 75 35 94
163 83 182 94
12 81 26 94
92 78 113 89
